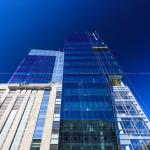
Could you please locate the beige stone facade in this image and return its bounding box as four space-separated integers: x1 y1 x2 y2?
0 83 61 150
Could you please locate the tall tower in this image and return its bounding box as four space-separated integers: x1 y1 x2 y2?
0 49 64 149
0 33 149 150
59 33 120 150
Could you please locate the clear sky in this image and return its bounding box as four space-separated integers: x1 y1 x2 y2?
0 0 150 117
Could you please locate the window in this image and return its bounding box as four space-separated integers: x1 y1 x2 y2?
54 104 61 114
32 90 50 140
50 144 58 150
52 121 60 129
125 103 137 115
133 118 149 134
9 90 16 94
31 139 41 150
121 118 136 134
116 104 126 114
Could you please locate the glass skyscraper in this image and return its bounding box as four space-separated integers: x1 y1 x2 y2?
0 33 149 150
59 33 121 150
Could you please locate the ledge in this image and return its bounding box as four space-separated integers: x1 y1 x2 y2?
8 83 52 90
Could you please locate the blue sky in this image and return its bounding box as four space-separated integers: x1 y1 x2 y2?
0 0 150 117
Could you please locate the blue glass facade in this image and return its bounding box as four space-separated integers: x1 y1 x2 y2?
59 33 120 149
33 90 50 139
9 55 55 83
31 90 50 149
